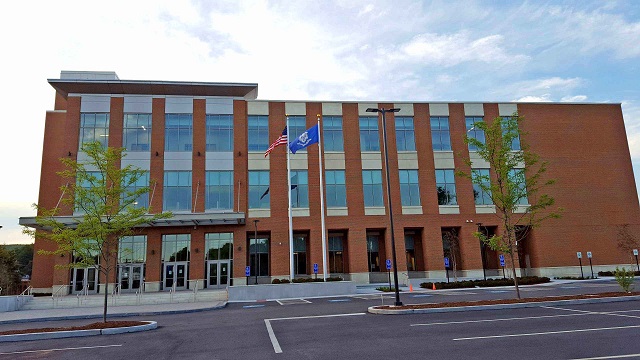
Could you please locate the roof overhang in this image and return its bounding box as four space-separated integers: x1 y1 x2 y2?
19 212 246 230
48 78 258 100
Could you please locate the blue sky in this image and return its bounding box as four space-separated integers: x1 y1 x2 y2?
1 0 639 244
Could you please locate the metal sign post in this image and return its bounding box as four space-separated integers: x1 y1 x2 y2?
634 249 639 272
245 266 250 285
386 259 392 290
499 254 506 279
577 252 584 279
587 252 593 279
444 257 450 283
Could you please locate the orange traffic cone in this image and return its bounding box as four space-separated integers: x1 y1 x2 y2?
432 282 436 290
409 284 413 292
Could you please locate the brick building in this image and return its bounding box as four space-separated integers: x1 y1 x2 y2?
20 71 640 294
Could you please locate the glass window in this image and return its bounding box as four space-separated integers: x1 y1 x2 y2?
362 170 383 207
431 116 451 151
75 171 103 214
473 169 492 205
287 116 307 153
205 233 233 261
123 171 149 210
509 169 528 205
360 117 380 151
162 234 190 262
395 117 416 151
367 234 380 272
119 235 147 263
205 171 233 210
79 113 110 149
293 235 307 275
123 114 151 151
325 170 346 208
435 169 457 205
165 114 193 152
248 237 269 277
329 234 344 273
399 169 421 206
206 114 233 152
502 116 521 151
405 235 416 271
466 116 485 152
163 171 192 212
249 171 269 209
291 170 309 208
323 116 344 151
248 115 269 151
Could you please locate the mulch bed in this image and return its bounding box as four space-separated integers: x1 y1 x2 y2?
0 321 147 336
376 292 640 310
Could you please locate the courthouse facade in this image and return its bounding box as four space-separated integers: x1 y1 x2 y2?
21 71 640 294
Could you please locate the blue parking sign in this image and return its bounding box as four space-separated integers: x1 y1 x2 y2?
444 257 450 268
245 266 250 277
499 254 505 267
386 259 392 270
313 263 318 274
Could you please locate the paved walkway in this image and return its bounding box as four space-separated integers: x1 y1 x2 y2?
0 300 227 324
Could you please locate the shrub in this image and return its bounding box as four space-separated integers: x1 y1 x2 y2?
420 276 550 290
376 286 402 292
614 267 635 293
271 278 290 284
599 270 640 277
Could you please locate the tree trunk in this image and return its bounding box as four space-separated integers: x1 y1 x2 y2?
102 242 109 323
509 251 521 299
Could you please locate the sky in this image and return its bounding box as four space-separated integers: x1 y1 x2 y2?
1 0 640 244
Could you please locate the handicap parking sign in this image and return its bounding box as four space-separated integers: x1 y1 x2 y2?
313 263 318 274
499 254 505 267
245 266 250 277
386 259 392 270
444 257 450 268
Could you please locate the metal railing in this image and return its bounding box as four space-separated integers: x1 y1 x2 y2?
76 284 89 306
52 285 70 307
135 282 145 305
111 283 121 305
192 279 200 302
169 282 177 303
19 286 33 297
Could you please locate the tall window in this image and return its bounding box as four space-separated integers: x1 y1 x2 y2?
248 171 269 209
79 113 110 149
435 169 457 205
367 234 380 272
399 169 421 206
75 171 103 214
123 114 151 151
290 170 309 208
124 171 149 210
466 116 485 151
293 235 307 275
430 116 451 151
329 234 344 273
323 116 344 151
502 116 521 151
405 235 416 271
205 171 233 210
163 171 192 212
362 170 383 207
118 235 147 264
509 169 528 205
247 115 269 151
360 117 380 151
473 169 492 205
205 233 233 261
162 234 190 262
165 114 193 152
288 115 307 141
395 117 416 151
249 237 269 277
206 115 233 152
325 170 346 207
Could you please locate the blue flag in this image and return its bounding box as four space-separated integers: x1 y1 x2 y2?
289 124 320 154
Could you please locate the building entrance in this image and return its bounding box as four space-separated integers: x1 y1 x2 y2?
207 260 231 288
118 264 144 292
164 262 189 290
71 267 98 294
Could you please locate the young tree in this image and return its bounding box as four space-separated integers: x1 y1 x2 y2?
458 112 561 299
617 224 640 265
442 228 460 282
0 246 21 295
24 142 171 322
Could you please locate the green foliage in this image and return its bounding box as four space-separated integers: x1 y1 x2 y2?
420 276 550 290
598 270 640 277
271 276 343 284
614 267 635 293
375 286 402 292
4 244 33 277
0 246 21 294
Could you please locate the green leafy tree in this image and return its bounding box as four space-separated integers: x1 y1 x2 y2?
23 142 171 322
457 112 561 299
0 246 21 295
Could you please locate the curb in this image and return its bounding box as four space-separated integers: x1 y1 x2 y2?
0 302 227 325
0 321 157 342
368 295 640 315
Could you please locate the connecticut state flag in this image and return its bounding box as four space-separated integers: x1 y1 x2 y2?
289 124 319 154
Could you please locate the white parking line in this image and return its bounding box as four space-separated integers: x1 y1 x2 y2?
0 344 123 355
570 353 640 359
541 306 640 320
453 325 640 341
411 313 590 326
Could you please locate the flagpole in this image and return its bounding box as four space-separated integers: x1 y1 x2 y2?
316 115 328 281
286 115 295 281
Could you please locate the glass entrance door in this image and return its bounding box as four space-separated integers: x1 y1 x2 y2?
118 264 144 292
71 267 98 294
164 262 189 290
207 260 230 289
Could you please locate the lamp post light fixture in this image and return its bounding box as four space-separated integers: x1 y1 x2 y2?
366 107 402 306
253 219 259 285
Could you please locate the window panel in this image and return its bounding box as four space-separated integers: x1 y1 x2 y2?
206 114 234 152
399 169 421 206
118 235 147 263
435 169 457 205
430 116 451 151
362 170 383 207
359 117 380 151
163 171 192 211
325 170 347 207
79 113 110 149
162 234 191 262
395 117 416 151
249 170 269 209
472 169 492 205
247 115 269 151
165 114 193 152
323 116 344 151
123 114 151 151
291 170 309 208
206 171 233 210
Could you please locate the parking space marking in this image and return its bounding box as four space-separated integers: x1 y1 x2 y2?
411 312 591 327
243 304 266 309
328 299 351 302
276 298 311 305
0 344 123 355
541 306 640 320
352 294 394 300
411 294 433 298
570 353 640 359
453 324 640 341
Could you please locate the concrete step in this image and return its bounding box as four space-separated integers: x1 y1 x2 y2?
22 290 227 310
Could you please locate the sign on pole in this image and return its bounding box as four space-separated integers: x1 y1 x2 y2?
245 266 250 277
386 259 392 271
313 263 319 274
577 252 582 259
444 257 450 268
634 249 639 256
587 251 592 259
499 254 505 267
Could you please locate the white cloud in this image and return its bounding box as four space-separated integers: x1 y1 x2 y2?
515 95 553 102
561 95 588 102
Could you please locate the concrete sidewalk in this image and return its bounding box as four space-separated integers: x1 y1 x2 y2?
0 300 227 325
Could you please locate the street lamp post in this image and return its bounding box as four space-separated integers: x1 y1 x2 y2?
366 107 402 306
253 219 259 285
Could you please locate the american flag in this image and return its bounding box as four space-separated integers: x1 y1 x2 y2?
264 127 288 157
